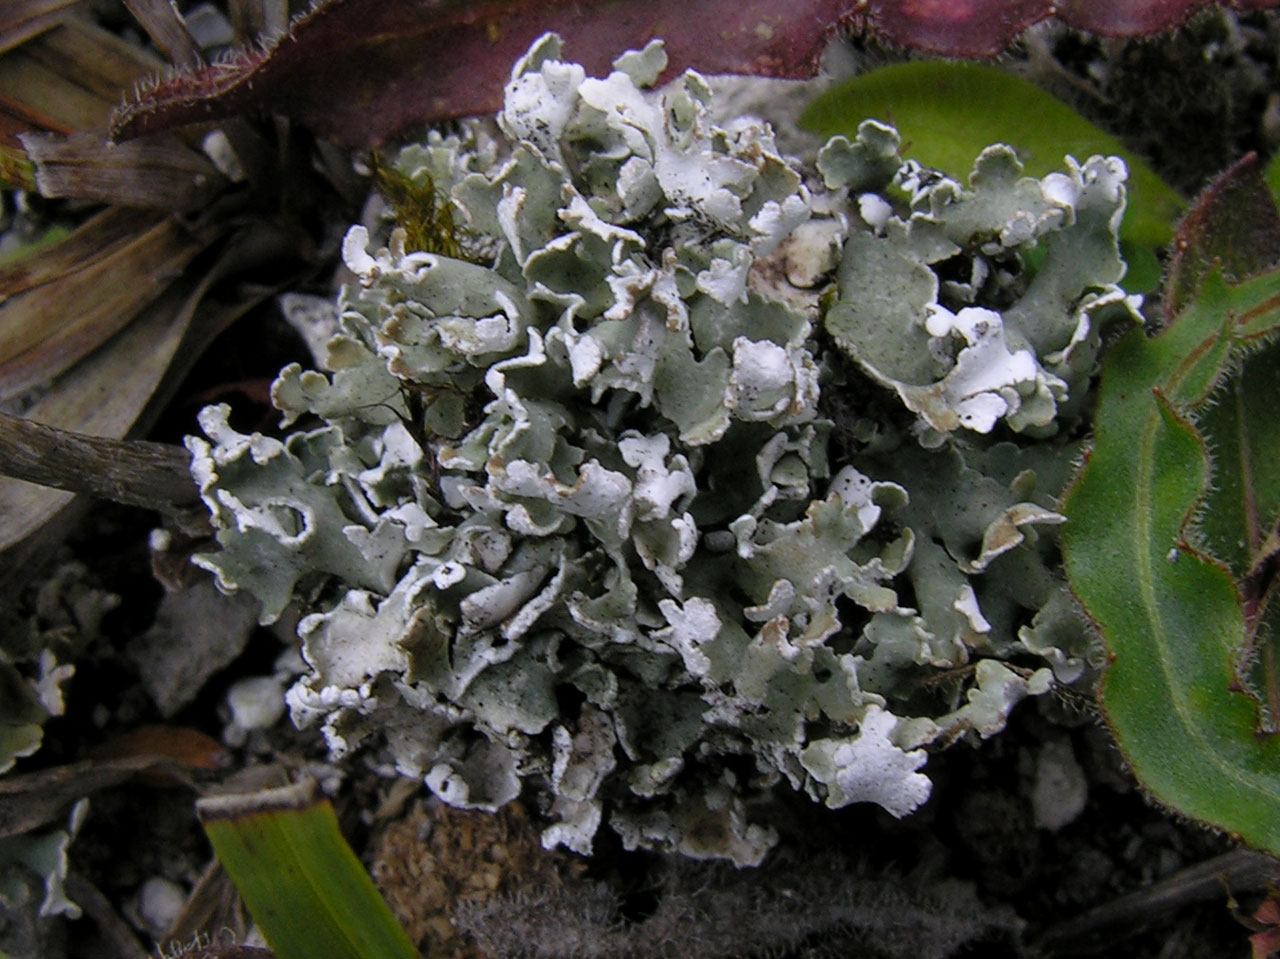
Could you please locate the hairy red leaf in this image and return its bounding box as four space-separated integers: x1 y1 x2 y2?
1164 153 1280 322
112 0 853 147
112 0 1280 149
860 0 1280 55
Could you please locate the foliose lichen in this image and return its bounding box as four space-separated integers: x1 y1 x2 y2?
0 563 116 958
0 563 116 774
187 34 1137 864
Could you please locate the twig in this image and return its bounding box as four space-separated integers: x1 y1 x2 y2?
0 411 199 515
64 872 149 959
1036 848 1280 955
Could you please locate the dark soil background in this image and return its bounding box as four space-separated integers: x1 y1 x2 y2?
4 5 1280 959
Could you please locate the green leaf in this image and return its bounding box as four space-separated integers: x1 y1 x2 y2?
800 62 1184 254
1181 157 1280 731
197 780 417 959
1061 246 1280 855
1194 345 1280 582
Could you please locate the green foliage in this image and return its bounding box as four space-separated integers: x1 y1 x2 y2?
198 781 417 959
1061 158 1280 854
800 62 1184 254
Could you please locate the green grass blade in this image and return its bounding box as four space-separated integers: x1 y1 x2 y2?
1061 264 1280 856
800 62 1184 252
197 780 417 959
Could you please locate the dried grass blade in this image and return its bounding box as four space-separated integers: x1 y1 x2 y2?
0 17 161 138
0 206 157 301
229 0 288 44
21 129 226 210
0 213 207 398
0 46 112 131
21 15 163 99
121 0 203 69
0 0 82 56
0 225 291 551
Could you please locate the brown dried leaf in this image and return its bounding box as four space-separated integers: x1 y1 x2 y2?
0 206 156 301
20 128 227 210
89 725 230 773
0 18 160 136
121 0 204 70
0 0 81 57
0 211 208 398
0 221 304 553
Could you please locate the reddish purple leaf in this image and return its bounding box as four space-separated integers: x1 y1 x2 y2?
1164 153 1280 323
852 0 1050 56
110 0 1280 149
112 0 854 147
860 0 1279 55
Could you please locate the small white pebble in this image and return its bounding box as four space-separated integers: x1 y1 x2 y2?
138 876 186 934
226 675 286 731
1031 739 1088 831
201 130 245 182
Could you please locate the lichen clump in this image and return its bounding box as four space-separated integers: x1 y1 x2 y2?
188 35 1137 864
